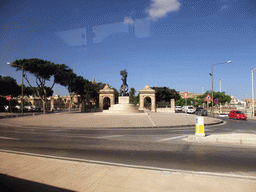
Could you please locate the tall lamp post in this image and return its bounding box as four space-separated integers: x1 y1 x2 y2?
7 62 24 116
210 61 231 117
251 68 255 117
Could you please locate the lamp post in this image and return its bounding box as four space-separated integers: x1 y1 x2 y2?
210 61 231 117
7 62 24 116
251 68 255 117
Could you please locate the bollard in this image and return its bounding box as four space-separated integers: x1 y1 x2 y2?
196 117 205 136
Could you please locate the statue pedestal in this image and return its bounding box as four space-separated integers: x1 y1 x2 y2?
103 96 144 114
118 96 129 104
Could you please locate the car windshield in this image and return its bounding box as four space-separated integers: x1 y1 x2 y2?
236 111 244 114
188 107 193 109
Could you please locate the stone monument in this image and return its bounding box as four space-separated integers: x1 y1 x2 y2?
102 70 143 114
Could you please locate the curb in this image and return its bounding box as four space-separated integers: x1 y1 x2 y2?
0 119 224 130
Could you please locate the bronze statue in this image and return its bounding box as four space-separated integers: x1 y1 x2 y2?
119 69 129 96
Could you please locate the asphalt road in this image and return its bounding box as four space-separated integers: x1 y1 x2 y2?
0 117 256 177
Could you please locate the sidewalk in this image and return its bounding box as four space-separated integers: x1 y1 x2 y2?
187 133 256 147
1 151 255 192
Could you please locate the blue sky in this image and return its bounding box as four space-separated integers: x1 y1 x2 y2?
1 0 255 100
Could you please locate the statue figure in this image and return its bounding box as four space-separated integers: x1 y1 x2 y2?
119 69 129 96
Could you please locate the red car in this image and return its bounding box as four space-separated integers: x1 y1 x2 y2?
228 110 247 120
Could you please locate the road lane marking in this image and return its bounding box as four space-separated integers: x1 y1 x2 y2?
157 135 188 142
1 149 256 180
147 115 156 126
0 136 20 140
97 135 123 139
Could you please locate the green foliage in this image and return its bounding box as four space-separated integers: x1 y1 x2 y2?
197 91 231 105
0 75 20 96
176 91 232 107
152 87 180 103
11 58 73 113
129 88 136 98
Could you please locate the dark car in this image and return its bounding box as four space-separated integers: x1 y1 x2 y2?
195 109 208 116
228 110 247 120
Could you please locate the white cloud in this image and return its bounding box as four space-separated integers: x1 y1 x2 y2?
124 16 135 25
146 0 181 21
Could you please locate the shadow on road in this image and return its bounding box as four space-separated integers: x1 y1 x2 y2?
0 173 74 192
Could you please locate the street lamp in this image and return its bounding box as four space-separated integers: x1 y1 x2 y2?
7 62 24 116
210 60 231 117
251 68 255 117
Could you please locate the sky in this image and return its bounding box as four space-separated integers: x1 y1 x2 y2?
0 0 256 100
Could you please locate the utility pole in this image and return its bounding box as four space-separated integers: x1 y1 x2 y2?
202 85 204 94
210 61 231 117
251 68 255 117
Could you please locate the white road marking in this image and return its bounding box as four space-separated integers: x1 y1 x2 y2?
97 135 123 139
147 115 156 126
1 149 255 180
157 135 188 142
0 136 20 140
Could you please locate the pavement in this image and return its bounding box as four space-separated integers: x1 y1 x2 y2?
0 111 256 191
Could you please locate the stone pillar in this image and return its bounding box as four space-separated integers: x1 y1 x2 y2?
171 99 175 113
51 96 54 111
99 84 115 112
151 95 156 112
139 85 156 112
139 96 144 110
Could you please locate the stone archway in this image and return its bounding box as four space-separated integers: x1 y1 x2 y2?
99 84 115 111
139 85 156 112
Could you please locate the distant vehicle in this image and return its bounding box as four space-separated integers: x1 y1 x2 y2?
228 110 247 120
24 106 32 111
14 105 21 111
182 106 195 113
195 109 208 116
175 106 182 112
187 106 195 114
195 107 204 112
4 105 9 112
31 105 41 111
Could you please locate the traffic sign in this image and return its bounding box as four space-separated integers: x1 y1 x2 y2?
204 94 212 102
6 96 11 101
184 92 188 100
214 99 219 104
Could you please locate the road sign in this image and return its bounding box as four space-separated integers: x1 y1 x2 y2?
6 96 11 101
184 92 188 100
214 99 219 104
204 94 212 102
191 101 193 104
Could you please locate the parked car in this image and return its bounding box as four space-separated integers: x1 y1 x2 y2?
195 107 204 113
187 106 195 114
31 105 41 111
228 110 247 120
175 106 182 112
195 109 208 116
24 105 32 112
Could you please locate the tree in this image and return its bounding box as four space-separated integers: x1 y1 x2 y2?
54 69 77 112
0 75 21 96
197 91 231 106
129 88 136 98
152 87 180 105
69 76 97 112
11 58 72 113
